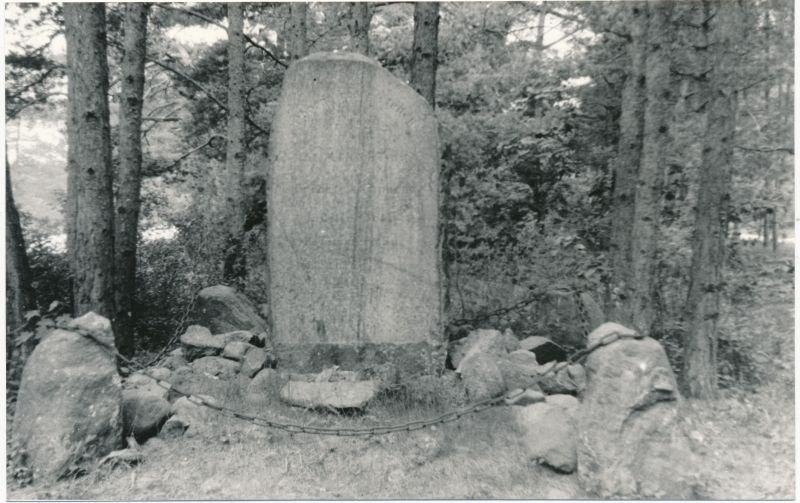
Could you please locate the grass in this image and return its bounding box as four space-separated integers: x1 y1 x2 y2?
6 244 795 500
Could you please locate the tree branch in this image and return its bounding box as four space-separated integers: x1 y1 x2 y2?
155 4 287 68
143 134 226 177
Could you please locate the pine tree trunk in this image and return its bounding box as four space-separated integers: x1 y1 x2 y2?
410 2 440 108
629 0 674 334
683 0 742 399
222 3 247 282
348 3 372 55
114 3 148 357
609 3 647 324
5 155 34 333
287 3 308 61
64 3 115 320
535 5 547 51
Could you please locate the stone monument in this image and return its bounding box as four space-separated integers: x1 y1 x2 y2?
267 52 442 374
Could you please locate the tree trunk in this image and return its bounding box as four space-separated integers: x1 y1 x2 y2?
683 0 742 399
535 5 547 51
410 2 440 108
287 3 308 61
771 208 777 251
5 155 35 333
222 3 247 283
64 3 115 320
608 3 647 324
348 3 372 55
114 3 148 357
629 0 674 334
762 209 768 246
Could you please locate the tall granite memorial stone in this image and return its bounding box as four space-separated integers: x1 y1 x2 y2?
267 52 442 374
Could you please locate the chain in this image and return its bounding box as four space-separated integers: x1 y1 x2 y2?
133 291 199 371
75 327 642 437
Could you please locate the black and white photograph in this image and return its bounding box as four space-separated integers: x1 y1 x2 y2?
4 0 795 499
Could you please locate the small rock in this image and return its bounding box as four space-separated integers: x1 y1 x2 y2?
540 363 586 395
167 366 237 403
191 285 269 335
586 321 639 346
457 352 507 401
222 341 252 362
218 330 260 346
450 329 509 369
518 336 566 364
280 380 378 410
159 416 189 439
148 367 172 381
514 402 577 473
245 368 280 404
66 311 113 339
122 390 172 441
505 388 546 406
191 356 241 379
160 349 188 371
501 328 520 352
180 325 224 361
508 349 542 370
143 437 165 451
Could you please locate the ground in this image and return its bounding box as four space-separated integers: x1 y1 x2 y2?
6 245 795 500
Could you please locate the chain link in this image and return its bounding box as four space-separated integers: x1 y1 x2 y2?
75 327 641 437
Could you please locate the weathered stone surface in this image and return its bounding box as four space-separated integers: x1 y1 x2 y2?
507 349 541 369
160 398 210 439
586 321 639 346
122 390 172 441
12 320 122 482
167 366 239 403
518 336 567 364
539 363 586 395
222 341 252 362
160 348 188 370
240 346 270 378
191 356 241 379
280 379 379 410
504 388 546 406
514 402 577 473
545 393 580 411
501 328 520 352
245 368 281 404
192 285 269 335
457 352 506 401
148 367 172 381
218 329 264 347
268 52 441 365
451 329 509 369
496 356 541 391
180 325 224 361
577 331 700 499
124 370 169 401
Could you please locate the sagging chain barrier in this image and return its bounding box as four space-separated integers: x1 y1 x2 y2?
75 326 643 437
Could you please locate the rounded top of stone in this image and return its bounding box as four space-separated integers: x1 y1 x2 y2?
299 51 380 67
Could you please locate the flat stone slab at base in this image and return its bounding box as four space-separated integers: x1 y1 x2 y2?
279 380 379 410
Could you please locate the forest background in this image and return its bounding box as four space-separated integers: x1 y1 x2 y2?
4 0 794 403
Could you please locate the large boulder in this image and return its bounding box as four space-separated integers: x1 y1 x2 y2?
577 323 700 499
268 52 442 371
191 285 269 336
12 313 122 482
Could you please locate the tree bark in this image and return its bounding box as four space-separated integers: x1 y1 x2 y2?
114 3 148 357
608 3 647 324
629 0 674 334
64 3 115 320
683 0 743 399
222 3 247 282
410 2 440 108
348 2 372 55
5 155 35 333
535 5 547 51
287 3 308 61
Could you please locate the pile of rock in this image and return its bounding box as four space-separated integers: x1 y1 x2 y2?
449 328 585 402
